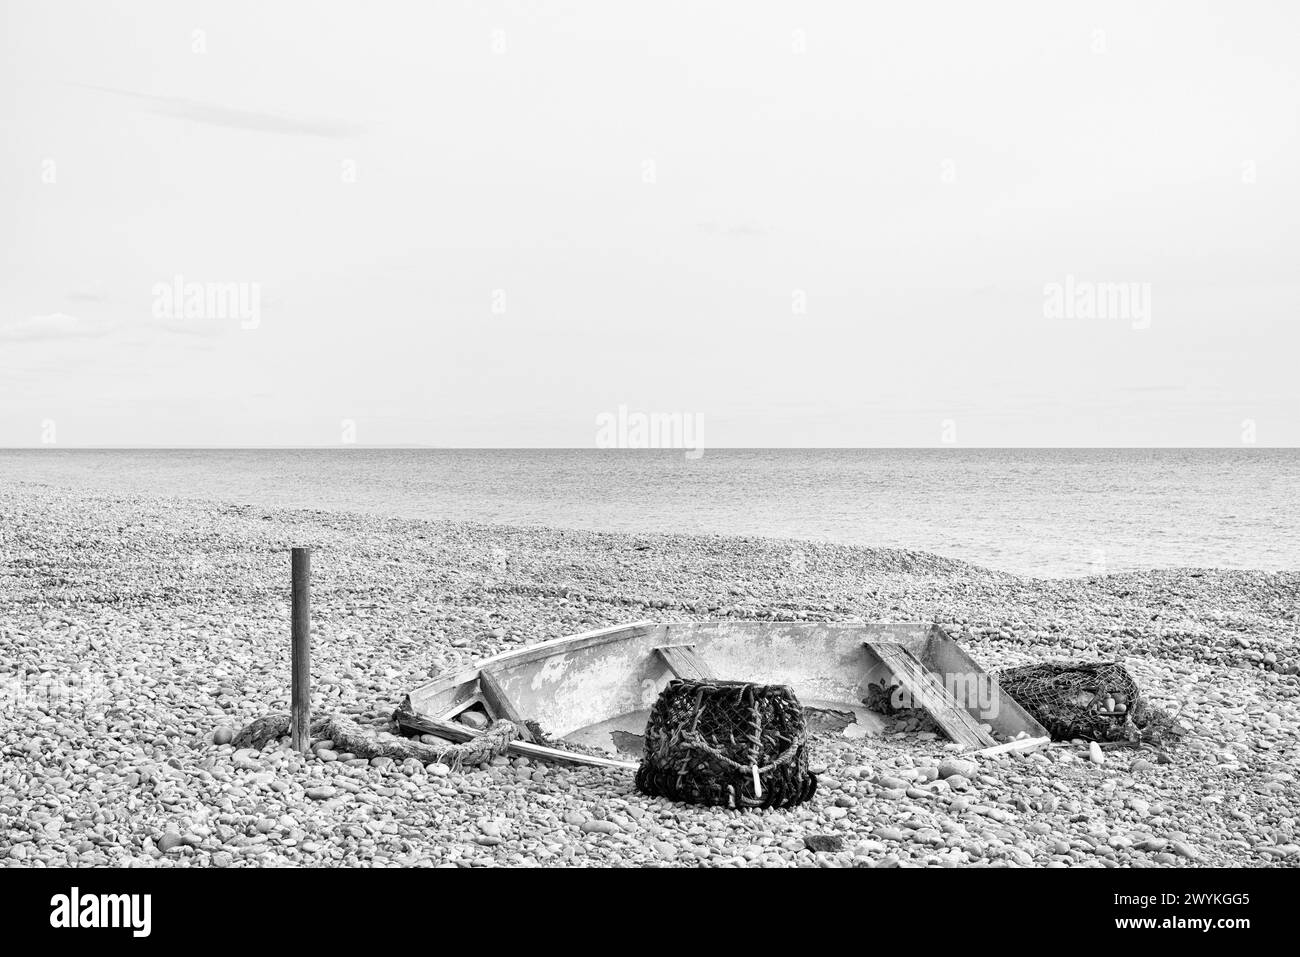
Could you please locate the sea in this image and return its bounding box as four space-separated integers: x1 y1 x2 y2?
2 448 1296 578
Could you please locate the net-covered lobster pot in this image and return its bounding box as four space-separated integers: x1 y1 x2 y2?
994 660 1147 742
635 679 817 809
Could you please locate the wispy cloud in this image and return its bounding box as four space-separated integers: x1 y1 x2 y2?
74 84 362 139
0 313 117 343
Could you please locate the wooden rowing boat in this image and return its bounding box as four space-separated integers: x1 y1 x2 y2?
397 620 1049 769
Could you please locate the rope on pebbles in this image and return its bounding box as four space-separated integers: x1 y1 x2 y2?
231 713 518 770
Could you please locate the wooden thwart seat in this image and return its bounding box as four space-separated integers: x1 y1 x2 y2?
654 644 717 680
477 669 534 742
863 641 997 749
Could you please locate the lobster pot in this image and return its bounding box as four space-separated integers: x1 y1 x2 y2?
994 660 1144 742
635 679 817 809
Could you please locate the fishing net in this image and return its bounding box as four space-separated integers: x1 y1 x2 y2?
993 660 1180 745
635 679 818 809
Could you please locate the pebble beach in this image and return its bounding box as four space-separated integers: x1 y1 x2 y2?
2 482 1297 868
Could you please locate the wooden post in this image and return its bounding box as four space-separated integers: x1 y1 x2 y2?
291 547 311 753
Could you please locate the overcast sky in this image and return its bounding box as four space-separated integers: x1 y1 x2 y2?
2 1 1298 447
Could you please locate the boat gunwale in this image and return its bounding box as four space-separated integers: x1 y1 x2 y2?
406 620 661 710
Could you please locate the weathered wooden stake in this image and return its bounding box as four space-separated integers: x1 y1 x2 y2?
291 547 312 753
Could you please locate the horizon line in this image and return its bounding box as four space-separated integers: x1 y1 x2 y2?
2 445 1293 452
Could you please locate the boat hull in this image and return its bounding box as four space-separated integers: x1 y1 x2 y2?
401 620 1048 764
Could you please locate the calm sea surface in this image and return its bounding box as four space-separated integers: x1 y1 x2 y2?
3 449 1296 578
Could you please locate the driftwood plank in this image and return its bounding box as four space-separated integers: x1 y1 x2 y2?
394 700 637 771
971 735 1052 758
864 641 996 750
654 644 717 680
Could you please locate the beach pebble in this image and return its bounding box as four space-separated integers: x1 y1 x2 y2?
804 834 843 853
938 759 978 780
